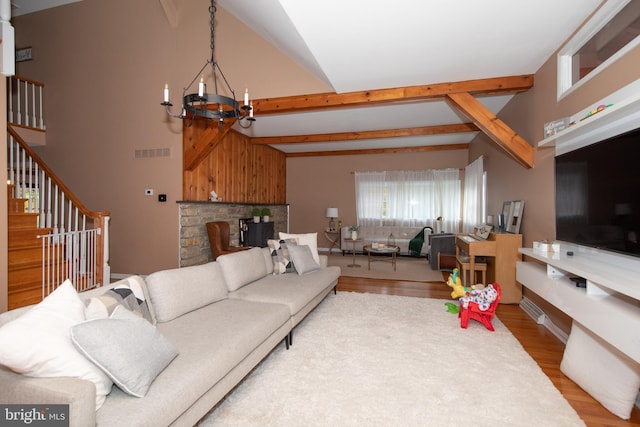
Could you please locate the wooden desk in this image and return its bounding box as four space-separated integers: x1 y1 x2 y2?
455 232 522 303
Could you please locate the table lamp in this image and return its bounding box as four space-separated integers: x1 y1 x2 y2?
326 207 339 231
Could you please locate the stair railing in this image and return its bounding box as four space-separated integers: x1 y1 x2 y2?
8 76 45 130
6 126 111 290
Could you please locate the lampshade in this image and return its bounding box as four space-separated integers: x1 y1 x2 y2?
326 208 339 218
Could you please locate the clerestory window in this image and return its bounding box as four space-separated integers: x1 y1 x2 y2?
558 0 640 99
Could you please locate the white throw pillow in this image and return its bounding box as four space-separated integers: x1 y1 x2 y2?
71 305 179 398
560 321 640 419
279 232 319 264
0 280 113 410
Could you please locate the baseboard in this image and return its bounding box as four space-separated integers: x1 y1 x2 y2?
519 297 568 344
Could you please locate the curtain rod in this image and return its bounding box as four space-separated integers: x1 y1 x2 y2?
349 167 466 174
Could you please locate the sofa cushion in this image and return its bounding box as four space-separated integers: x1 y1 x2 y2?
84 280 153 324
71 306 178 398
229 266 340 318
0 280 113 410
217 247 268 292
279 232 320 264
288 244 321 275
261 247 274 274
267 239 296 274
145 262 228 323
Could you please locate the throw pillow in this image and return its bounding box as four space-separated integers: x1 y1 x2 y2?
71 305 179 398
279 232 320 264
0 280 113 410
85 281 153 324
560 322 640 419
267 239 297 274
287 244 321 275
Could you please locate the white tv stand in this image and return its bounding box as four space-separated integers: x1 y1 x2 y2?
517 243 640 364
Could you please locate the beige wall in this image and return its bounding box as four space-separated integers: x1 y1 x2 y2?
286 149 469 248
11 0 330 276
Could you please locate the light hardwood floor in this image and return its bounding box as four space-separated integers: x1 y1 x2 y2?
336 275 640 427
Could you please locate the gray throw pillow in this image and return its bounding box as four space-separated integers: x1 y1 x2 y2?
70 306 179 397
287 244 321 275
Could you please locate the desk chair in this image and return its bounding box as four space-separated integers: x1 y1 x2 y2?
206 221 250 260
456 254 487 287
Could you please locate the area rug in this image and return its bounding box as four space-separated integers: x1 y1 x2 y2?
327 254 443 282
199 292 584 426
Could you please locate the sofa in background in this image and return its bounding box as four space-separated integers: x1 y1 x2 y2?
340 225 431 256
0 242 340 427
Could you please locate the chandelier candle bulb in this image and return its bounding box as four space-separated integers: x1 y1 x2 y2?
244 88 249 106
198 77 204 97
249 101 254 118
163 84 169 103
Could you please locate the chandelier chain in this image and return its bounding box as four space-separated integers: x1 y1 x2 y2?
161 0 254 128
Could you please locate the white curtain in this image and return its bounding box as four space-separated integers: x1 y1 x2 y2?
355 172 386 227
355 169 461 231
462 156 485 233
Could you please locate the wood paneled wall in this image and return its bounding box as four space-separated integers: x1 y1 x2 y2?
183 127 286 203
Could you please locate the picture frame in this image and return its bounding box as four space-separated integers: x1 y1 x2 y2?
501 201 512 232
506 200 524 234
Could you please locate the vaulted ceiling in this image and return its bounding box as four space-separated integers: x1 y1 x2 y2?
13 0 607 165
215 0 604 164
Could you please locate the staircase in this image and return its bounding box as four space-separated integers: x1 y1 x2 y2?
7 185 51 308
6 76 111 309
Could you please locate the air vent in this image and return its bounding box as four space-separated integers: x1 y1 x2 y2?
134 148 171 159
519 297 546 324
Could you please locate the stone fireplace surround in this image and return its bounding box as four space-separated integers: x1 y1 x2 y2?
178 202 289 267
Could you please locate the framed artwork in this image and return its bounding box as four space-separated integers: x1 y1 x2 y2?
501 201 513 232
506 200 524 234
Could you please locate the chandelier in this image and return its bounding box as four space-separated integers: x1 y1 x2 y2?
161 0 255 128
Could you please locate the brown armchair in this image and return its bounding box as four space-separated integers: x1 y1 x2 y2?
206 221 250 260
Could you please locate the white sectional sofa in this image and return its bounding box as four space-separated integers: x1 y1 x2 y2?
0 245 340 427
340 225 431 256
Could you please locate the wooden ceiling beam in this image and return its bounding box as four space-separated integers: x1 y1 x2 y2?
252 75 533 115
251 123 479 145
284 143 470 158
445 92 534 169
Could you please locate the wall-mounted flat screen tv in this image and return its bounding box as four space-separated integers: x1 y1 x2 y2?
555 126 640 257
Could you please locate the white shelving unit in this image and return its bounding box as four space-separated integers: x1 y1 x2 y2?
538 79 640 155
517 246 640 364
524 77 640 417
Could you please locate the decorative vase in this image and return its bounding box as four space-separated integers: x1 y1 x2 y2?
387 233 396 247
253 216 260 223
263 215 269 223
351 230 358 240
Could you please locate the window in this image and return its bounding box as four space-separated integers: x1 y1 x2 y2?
354 169 461 231
558 0 640 98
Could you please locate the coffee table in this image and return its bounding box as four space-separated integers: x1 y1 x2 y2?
364 245 400 271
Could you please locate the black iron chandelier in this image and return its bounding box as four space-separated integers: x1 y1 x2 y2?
161 0 255 128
